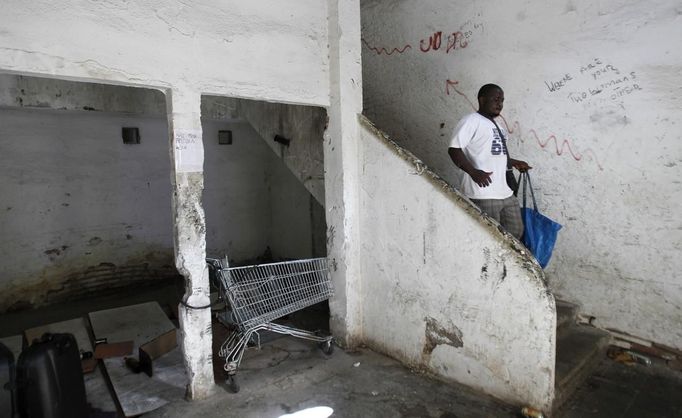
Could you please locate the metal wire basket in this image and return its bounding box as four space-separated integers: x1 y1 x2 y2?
206 256 334 393
223 258 333 330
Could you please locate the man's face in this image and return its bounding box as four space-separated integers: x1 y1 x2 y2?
480 88 504 117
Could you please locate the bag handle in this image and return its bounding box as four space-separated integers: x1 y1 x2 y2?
522 171 538 211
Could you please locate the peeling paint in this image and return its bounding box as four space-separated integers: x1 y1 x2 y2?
359 116 555 410
422 317 464 362
327 225 336 248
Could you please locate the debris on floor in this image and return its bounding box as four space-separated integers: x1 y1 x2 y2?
88 301 185 417
557 355 682 417
145 336 521 418
521 405 545 418
607 346 653 366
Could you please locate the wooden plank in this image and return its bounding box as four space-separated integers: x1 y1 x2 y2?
88 302 185 417
23 318 118 414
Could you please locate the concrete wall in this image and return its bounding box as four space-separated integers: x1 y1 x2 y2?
0 0 329 105
234 99 328 206
0 0 336 395
201 96 327 207
0 74 166 115
203 117 323 263
358 116 555 410
269 161 326 260
361 0 682 349
0 89 322 312
0 107 176 311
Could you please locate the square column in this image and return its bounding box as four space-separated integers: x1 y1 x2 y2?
325 0 364 347
167 88 215 399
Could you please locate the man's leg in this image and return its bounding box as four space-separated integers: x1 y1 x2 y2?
499 196 523 239
470 198 504 223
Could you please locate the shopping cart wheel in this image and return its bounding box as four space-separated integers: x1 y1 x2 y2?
226 375 240 393
319 340 334 356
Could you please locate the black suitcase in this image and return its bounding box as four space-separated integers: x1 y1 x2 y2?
0 341 16 417
16 333 87 418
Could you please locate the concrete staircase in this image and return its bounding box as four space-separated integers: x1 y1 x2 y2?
553 300 611 413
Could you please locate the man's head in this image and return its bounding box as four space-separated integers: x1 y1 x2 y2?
477 84 504 118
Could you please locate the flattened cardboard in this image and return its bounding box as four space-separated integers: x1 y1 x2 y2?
88 302 184 417
140 329 177 361
94 341 134 359
138 326 178 377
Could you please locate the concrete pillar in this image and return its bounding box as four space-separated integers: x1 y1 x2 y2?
166 87 215 399
325 0 364 347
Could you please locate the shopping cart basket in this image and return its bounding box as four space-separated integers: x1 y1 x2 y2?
206 257 334 392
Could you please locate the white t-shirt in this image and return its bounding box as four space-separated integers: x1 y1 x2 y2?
449 112 512 200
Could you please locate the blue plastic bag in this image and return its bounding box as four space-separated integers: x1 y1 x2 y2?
520 172 562 268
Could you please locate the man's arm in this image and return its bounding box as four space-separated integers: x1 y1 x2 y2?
509 158 532 172
448 147 493 187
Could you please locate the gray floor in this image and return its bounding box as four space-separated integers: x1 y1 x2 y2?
2 283 681 418
146 337 518 418
557 357 682 418
145 336 682 418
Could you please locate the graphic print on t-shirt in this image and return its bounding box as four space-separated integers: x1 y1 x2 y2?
490 128 508 156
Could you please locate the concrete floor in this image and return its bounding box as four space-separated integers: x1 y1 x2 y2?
557 357 682 417
145 334 682 418
146 336 518 418
2 282 681 418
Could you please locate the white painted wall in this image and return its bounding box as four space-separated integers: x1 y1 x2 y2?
0 0 329 106
358 117 555 410
1 0 335 396
0 74 166 115
324 0 365 347
361 0 682 349
0 107 175 310
0 105 320 311
203 120 272 262
203 117 322 263
269 161 324 261
233 99 327 206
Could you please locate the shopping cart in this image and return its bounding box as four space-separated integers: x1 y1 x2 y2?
206 257 334 392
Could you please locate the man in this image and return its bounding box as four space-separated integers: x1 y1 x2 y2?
448 84 530 239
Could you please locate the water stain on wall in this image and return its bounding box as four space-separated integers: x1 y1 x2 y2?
422 316 463 363
1 249 178 313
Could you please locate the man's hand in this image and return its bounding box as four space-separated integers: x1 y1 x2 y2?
470 169 493 187
510 159 532 172
449 148 494 187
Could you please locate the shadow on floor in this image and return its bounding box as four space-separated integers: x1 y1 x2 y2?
557 357 682 418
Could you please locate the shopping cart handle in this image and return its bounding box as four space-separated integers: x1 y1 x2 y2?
206 258 224 269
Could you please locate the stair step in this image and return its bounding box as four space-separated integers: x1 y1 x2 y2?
553 325 611 412
556 299 578 331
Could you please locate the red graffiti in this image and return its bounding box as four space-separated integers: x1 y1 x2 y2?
445 79 477 110
363 30 469 56
500 117 604 170
446 32 468 52
446 80 604 170
420 31 443 52
420 31 468 53
361 38 412 55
